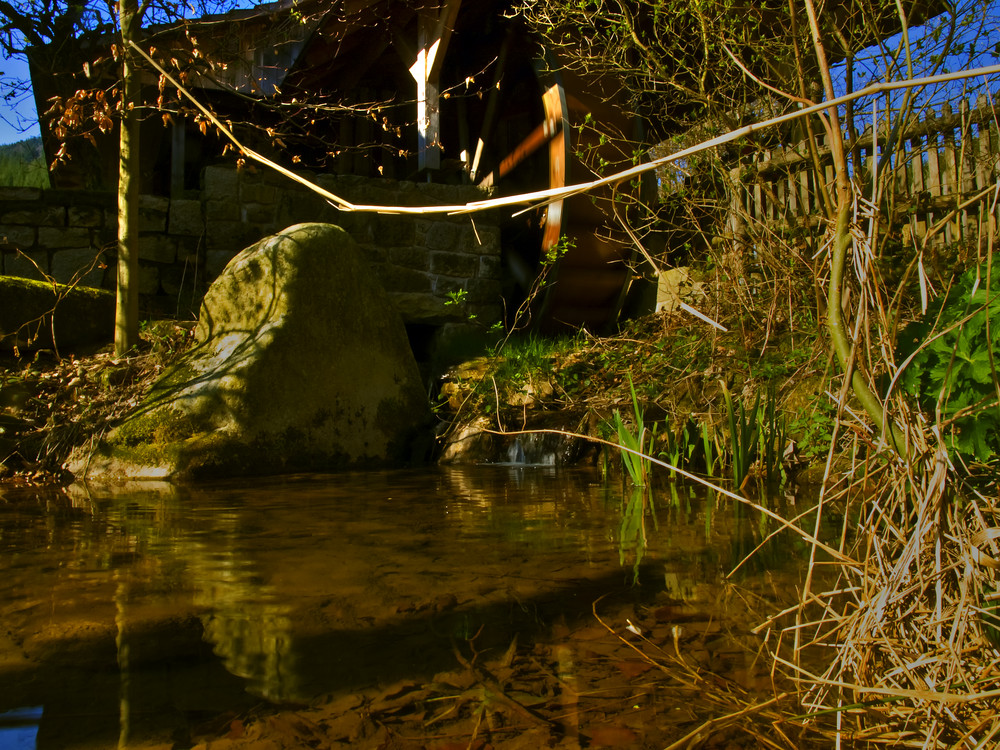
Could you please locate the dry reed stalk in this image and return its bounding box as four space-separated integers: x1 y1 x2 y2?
761 193 1000 747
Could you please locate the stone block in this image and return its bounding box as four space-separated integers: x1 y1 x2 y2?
203 165 239 199
68 206 103 228
159 261 204 299
206 221 253 251
388 246 428 269
1 204 64 227
138 264 161 295
348 216 377 244
462 223 500 255
468 301 503 326
328 210 358 234
169 199 204 236
4 249 49 280
38 226 92 249
0 225 37 249
465 277 503 305
388 291 459 325
138 194 170 232
0 187 42 201
241 202 276 224
317 203 343 225
478 255 501 281
421 220 458 250
95 224 116 250
50 247 107 287
430 251 478 278
374 215 415 246
277 194 325 226
240 182 278 204
433 277 465 296
0 276 114 352
140 194 170 212
205 198 240 222
138 235 177 264
175 237 202 262
377 265 433 294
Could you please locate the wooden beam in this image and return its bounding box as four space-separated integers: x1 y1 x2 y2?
469 30 512 182
170 119 186 197
408 0 461 172
425 0 461 79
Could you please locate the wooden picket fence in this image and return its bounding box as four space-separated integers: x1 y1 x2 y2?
730 94 1000 249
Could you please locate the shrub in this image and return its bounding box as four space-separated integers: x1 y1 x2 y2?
898 261 1000 468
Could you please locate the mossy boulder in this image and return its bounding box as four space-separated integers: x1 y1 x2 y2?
0 275 113 351
68 223 431 481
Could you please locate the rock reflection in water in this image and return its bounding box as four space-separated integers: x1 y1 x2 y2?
0 467 813 749
68 480 299 702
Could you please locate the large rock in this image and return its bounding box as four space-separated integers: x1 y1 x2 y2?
0 275 114 352
70 223 430 480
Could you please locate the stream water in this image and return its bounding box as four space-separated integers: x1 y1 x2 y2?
0 466 816 749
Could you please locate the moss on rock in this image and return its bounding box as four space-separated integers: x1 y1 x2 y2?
67 223 431 482
0 275 113 351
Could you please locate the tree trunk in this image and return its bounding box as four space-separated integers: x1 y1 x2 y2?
114 0 140 356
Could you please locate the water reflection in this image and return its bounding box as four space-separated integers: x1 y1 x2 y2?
0 467 816 748
0 706 42 750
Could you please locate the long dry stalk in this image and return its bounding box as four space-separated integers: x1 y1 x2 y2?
762 189 1000 747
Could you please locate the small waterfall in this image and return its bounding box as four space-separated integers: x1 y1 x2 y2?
498 435 561 466
507 438 527 465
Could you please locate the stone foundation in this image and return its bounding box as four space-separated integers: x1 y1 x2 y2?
0 167 502 328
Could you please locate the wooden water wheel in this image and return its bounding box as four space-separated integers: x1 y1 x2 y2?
437 10 650 333
284 0 652 333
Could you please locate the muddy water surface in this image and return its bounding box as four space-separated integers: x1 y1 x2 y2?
0 467 813 749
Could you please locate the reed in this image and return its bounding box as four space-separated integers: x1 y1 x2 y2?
722 385 759 488
610 373 649 487
758 383 785 488
701 421 716 478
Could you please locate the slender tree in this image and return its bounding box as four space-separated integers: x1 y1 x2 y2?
114 0 142 353
0 0 239 352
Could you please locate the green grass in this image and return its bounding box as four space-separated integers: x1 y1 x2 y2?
0 137 49 188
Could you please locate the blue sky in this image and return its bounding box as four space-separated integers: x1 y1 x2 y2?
1 2 996 147
0 52 39 144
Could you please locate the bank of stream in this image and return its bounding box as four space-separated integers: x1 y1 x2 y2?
3 291 995 747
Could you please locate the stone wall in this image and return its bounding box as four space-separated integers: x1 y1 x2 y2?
0 167 503 327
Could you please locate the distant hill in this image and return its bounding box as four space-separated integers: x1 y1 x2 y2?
0 137 50 188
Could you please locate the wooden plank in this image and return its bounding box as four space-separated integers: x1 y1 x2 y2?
783 147 798 217
985 94 1000 243
411 40 441 172
726 92 1000 251
409 0 462 172
941 102 958 244
798 163 810 216
541 82 568 255
170 119 186 197
974 95 991 193
752 168 763 227
958 99 974 240
908 129 926 247
923 109 942 246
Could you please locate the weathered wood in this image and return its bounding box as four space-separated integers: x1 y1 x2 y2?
409 0 462 172
730 94 1000 249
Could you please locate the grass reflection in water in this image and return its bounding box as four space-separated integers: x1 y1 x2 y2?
0 467 826 749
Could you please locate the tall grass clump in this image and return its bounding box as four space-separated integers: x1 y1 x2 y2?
722 385 759 489
610 373 650 487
